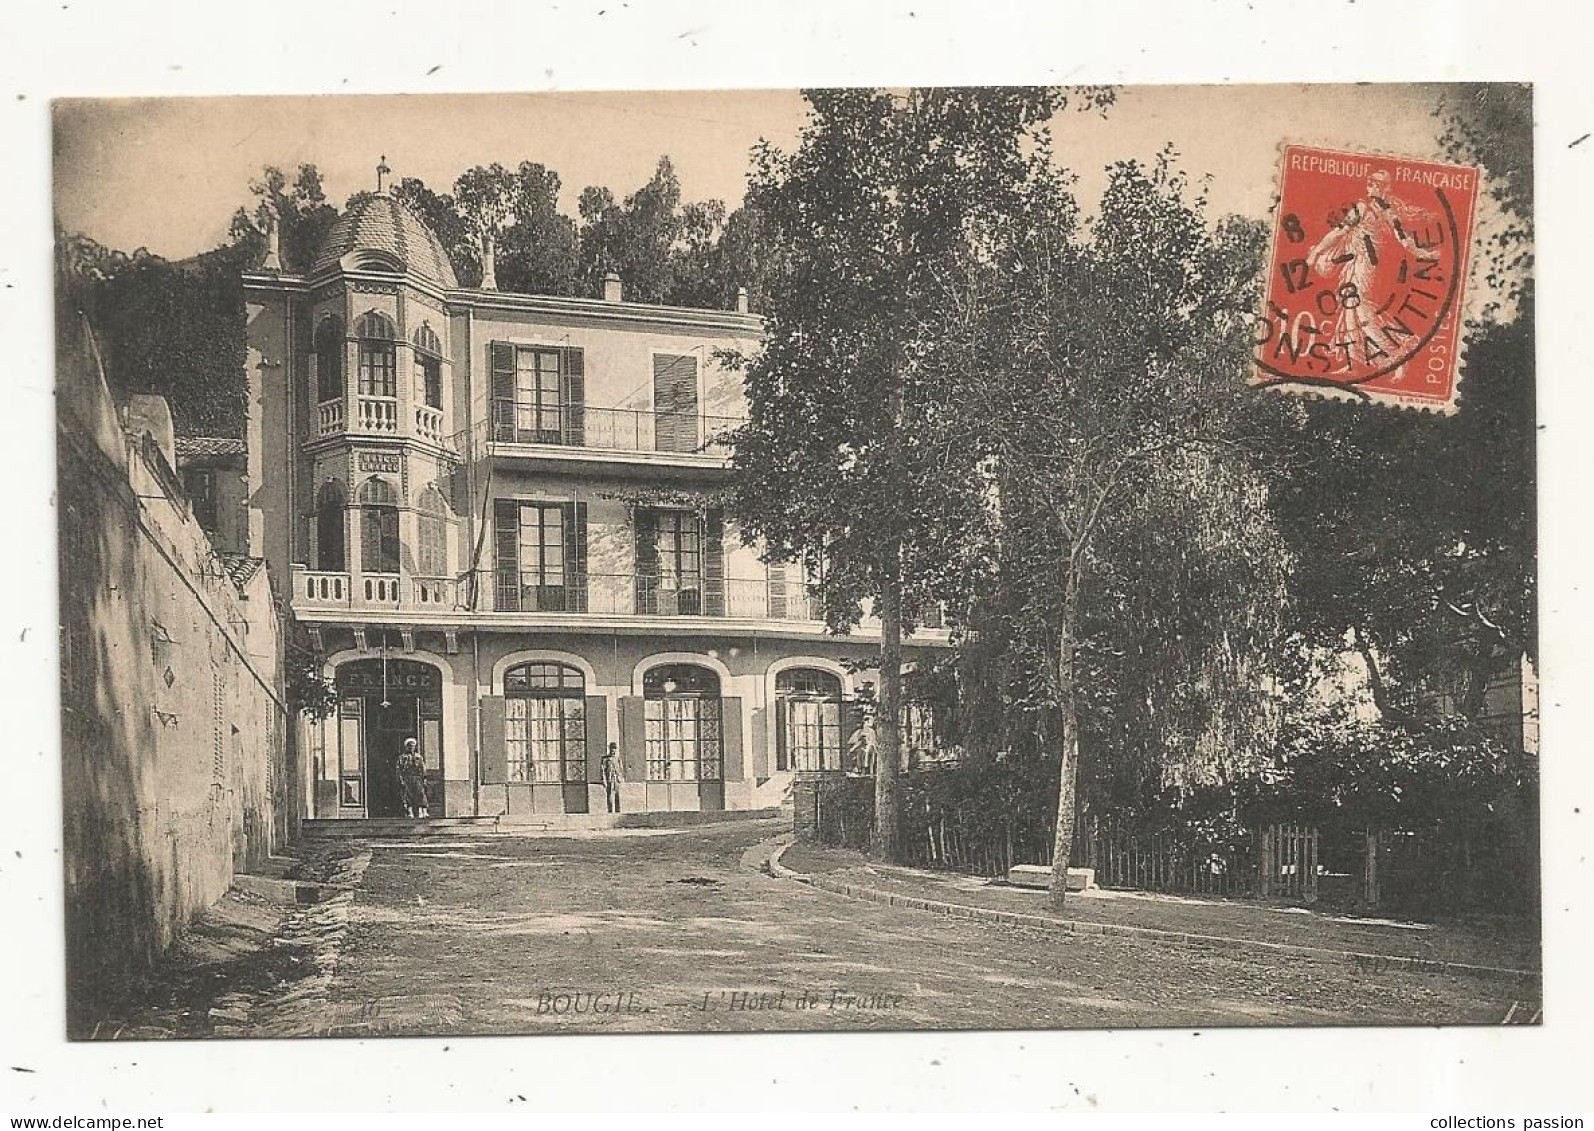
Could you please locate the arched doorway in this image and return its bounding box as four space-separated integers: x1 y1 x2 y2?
504 660 590 814
775 667 844 772
334 658 443 818
642 663 724 809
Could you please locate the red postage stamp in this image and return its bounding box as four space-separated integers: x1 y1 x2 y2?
1251 144 1481 411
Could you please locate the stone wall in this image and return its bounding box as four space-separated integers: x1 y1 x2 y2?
57 312 293 1036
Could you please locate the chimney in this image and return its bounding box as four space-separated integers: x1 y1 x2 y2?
602 271 623 303
735 286 749 314
479 228 498 291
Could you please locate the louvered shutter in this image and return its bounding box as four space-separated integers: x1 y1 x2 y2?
584 695 608 784
479 696 507 784
493 499 520 612
562 347 585 447
720 697 744 782
703 510 726 616
633 509 658 614
490 342 516 441
767 560 788 620
652 354 699 453
571 501 589 612
619 696 647 781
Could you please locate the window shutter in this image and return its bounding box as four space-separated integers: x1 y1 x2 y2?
703 510 726 616
562 347 585 447
652 354 699 452
767 560 787 620
360 507 380 573
584 695 607 784
380 507 400 573
571 501 589 612
493 500 520 612
633 509 658 614
721 696 744 783
773 697 789 772
490 342 516 441
479 695 507 784
618 696 646 782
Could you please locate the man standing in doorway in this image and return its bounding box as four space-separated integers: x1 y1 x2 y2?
601 741 623 814
397 737 428 818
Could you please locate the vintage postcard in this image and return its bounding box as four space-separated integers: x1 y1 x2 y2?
48 82 1539 1050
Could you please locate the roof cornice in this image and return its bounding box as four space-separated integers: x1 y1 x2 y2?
447 287 765 335
244 271 767 335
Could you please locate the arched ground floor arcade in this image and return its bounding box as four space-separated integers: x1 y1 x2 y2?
298 625 950 820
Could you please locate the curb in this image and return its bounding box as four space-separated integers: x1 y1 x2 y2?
767 843 1540 986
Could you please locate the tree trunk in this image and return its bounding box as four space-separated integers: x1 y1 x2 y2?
873 538 904 860
1047 562 1081 909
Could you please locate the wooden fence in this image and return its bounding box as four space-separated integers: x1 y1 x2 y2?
1257 822 1320 902
1076 818 1258 898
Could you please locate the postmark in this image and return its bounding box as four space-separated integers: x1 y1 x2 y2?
1251 145 1481 410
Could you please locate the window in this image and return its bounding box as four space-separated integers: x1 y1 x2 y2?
315 480 347 571
776 668 844 772
314 316 345 403
635 508 725 616
490 343 585 445
643 664 722 781
413 324 443 410
655 511 701 612
183 468 219 533
357 476 399 574
504 662 587 783
493 500 586 612
356 312 397 398
416 483 450 578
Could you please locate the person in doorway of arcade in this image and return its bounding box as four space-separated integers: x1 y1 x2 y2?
397 737 428 818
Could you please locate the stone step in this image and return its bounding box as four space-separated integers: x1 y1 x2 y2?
298 808 787 839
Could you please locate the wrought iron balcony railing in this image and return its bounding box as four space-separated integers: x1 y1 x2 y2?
489 403 743 457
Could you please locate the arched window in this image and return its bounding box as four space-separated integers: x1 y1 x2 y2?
314 480 346 572
775 668 844 772
356 311 397 399
504 662 587 783
314 316 345 404
416 483 450 578
356 476 399 574
412 323 443 410
642 663 722 782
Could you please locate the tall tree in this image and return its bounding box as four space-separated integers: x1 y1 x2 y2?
1269 84 1535 729
954 153 1286 905
729 87 1078 858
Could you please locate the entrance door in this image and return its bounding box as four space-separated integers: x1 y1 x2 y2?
366 695 418 817
335 659 444 818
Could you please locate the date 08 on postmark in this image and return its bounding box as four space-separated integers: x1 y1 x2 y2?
1251 145 1480 411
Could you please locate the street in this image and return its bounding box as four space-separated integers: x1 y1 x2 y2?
287 819 1522 1036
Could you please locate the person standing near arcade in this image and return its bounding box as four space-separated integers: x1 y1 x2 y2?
601 742 623 814
397 737 428 818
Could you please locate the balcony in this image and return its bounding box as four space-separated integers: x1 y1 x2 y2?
312 395 451 450
488 404 743 466
290 566 826 624
287 566 946 636
294 568 461 613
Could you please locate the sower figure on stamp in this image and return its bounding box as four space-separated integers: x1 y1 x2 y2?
397 737 428 818
601 741 622 814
